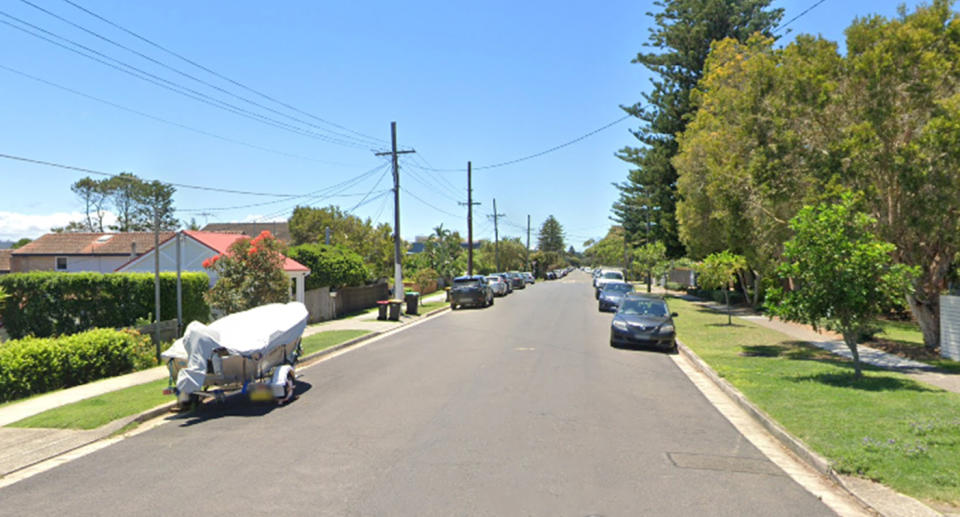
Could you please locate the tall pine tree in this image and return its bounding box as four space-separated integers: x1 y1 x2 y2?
614 0 783 257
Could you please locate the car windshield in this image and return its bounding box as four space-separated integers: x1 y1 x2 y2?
486 277 501 283
603 283 632 293
454 278 482 288
602 271 624 280
619 299 668 317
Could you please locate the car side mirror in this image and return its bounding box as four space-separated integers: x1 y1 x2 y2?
671 312 678 318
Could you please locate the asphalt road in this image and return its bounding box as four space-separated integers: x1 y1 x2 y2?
0 271 834 516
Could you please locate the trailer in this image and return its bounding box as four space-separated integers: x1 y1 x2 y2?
161 302 308 408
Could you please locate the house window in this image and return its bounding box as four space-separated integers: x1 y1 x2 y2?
56 257 67 271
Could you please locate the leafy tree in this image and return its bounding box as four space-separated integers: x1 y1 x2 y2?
537 215 565 253
11 238 31 249
105 173 145 232
135 179 178 231
583 226 627 268
70 177 109 232
476 236 526 273
696 250 747 325
766 195 917 378
50 221 89 233
411 267 439 299
289 205 395 279
0 285 8 312
203 231 290 315
183 217 201 231
615 0 783 258
631 241 670 293
287 243 369 290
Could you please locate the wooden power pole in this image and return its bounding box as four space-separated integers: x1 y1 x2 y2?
459 161 480 275
374 122 415 299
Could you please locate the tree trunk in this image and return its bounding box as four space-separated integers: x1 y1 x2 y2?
843 331 862 379
752 271 761 309
907 293 940 350
725 288 731 325
647 269 652 293
736 270 751 308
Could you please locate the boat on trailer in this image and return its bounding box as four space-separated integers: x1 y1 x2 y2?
161 302 308 408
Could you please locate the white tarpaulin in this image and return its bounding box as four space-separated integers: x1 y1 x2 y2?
161 302 308 399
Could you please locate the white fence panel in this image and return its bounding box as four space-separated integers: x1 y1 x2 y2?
940 295 960 360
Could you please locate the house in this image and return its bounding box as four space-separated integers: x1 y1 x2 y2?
9 232 173 273
201 222 292 243
0 249 11 275
115 230 310 303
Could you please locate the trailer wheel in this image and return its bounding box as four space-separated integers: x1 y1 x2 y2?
278 370 296 405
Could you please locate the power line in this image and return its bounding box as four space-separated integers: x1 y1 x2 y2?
0 12 370 149
19 0 380 149
774 0 829 34
0 152 303 197
58 0 385 146
251 162 391 221
347 167 392 212
0 62 358 166
416 115 632 172
400 186 462 218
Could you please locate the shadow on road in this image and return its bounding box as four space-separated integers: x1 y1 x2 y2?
174 381 313 427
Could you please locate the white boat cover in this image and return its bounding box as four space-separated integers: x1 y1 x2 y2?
161 302 308 399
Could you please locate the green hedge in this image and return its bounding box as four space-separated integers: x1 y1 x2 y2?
0 328 155 402
287 243 369 290
0 272 210 339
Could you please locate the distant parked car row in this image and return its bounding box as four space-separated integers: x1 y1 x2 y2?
592 268 678 353
450 271 535 310
545 267 573 280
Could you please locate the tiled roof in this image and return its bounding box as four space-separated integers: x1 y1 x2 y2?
12 232 174 256
200 222 291 243
0 249 11 272
185 231 309 273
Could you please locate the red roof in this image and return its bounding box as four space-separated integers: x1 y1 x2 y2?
184 230 309 273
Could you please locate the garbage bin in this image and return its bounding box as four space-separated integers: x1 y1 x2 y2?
387 299 402 321
444 287 451 301
405 292 420 315
377 300 389 320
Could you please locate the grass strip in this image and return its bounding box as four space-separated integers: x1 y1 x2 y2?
300 329 371 356
419 300 447 313
7 379 170 430
669 296 960 506
9 331 371 430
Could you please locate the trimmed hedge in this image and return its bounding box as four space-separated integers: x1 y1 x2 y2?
0 272 210 339
0 328 155 402
287 243 369 289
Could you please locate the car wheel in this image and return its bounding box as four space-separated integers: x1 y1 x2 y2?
489 296 494 306
669 341 678 354
450 302 457 310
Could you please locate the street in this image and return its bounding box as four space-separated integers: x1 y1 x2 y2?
0 272 834 516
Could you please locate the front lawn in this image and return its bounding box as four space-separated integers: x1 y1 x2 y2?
300 329 371 356
7 379 170 430
669 296 960 506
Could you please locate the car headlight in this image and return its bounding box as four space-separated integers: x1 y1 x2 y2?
613 319 628 331
658 324 675 334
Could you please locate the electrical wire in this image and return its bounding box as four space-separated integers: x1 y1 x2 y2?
414 115 632 172
251 162 391 221
347 167 391 213
400 186 462 218
0 152 304 197
0 12 370 149
58 0 386 146
20 0 381 149
774 0 829 34
0 62 358 166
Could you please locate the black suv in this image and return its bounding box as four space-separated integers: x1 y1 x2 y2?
450 275 494 310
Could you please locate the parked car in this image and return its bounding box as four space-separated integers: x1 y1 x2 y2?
496 273 514 293
486 275 508 297
545 270 557 280
522 272 535 284
507 271 526 289
609 294 677 353
595 270 626 298
598 282 634 312
450 275 494 309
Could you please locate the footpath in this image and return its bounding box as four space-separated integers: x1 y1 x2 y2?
680 295 960 395
0 291 448 481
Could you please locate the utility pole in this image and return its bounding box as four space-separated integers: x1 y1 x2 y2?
488 198 506 272
153 209 161 360
526 214 531 271
374 122 415 299
458 161 481 275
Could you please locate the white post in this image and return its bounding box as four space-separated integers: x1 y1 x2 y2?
296 275 305 304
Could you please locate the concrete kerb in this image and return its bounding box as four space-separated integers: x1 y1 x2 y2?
676 339 942 517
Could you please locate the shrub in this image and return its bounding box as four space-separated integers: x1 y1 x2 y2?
287 243 369 290
0 272 210 339
411 268 439 296
204 231 290 314
0 328 155 402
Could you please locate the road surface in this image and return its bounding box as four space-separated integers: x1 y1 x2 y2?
0 272 834 516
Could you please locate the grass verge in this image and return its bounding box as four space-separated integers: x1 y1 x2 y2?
300 329 371 356
9 331 371 430
670 296 960 506
419 300 447 313
868 319 960 374
7 379 170 430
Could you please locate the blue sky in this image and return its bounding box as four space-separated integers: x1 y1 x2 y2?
0 0 907 246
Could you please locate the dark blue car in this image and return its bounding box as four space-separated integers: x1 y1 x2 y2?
609 294 678 353
597 282 634 312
